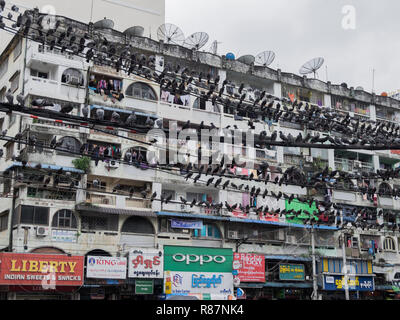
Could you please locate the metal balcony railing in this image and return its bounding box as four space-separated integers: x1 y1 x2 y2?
334 158 374 173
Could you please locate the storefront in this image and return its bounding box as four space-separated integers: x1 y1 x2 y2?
318 257 375 300
0 253 84 300
163 245 234 300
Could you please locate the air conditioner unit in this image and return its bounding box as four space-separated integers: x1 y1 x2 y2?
36 226 49 237
228 230 239 239
277 229 286 241
354 160 362 168
305 156 314 163
106 161 119 169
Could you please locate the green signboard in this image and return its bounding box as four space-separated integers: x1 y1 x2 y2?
285 198 318 225
163 246 233 273
279 264 305 281
135 280 154 294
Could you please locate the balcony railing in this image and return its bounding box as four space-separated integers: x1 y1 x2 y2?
334 158 374 173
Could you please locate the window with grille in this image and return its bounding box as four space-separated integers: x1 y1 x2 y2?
161 189 175 201
384 237 396 252
13 40 22 61
125 82 157 101
18 205 49 225
0 57 8 80
81 214 118 231
0 211 8 231
121 216 154 234
51 210 78 229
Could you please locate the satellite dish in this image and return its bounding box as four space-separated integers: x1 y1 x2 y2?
124 26 144 37
208 40 219 55
237 55 255 65
183 32 209 50
255 51 276 67
157 23 185 46
299 57 324 78
355 86 364 91
93 17 114 29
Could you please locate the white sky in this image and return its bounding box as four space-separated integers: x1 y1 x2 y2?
166 0 400 95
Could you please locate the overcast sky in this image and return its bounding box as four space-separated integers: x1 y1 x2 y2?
166 0 400 95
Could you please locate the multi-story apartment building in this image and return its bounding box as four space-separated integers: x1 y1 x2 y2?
0 9 398 300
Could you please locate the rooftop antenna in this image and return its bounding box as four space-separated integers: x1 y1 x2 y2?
372 68 375 94
255 51 276 67
299 57 325 79
157 23 185 46
183 32 209 51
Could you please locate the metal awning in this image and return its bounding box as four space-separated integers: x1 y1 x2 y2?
264 255 312 262
76 204 156 217
240 282 313 289
5 162 85 174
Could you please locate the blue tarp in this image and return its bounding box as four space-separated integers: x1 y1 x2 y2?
6 162 85 174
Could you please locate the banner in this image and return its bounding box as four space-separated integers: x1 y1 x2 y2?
233 253 265 282
128 248 163 279
86 256 127 279
0 253 84 286
170 219 203 229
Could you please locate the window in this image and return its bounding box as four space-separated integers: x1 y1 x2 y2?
19 205 49 225
14 40 22 61
186 192 205 203
81 214 118 231
0 57 8 79
51 210 77 229
125 82 157 101
0 211 8 231
162 189 175 201
57 136 81 153
384 237 396 252
193 223 222 239
121 216 154 234
30 69 48 79
5 142 13 160
9 71 20 93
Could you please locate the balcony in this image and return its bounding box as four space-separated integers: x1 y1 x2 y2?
24 76 86 104
85 191 151 210
334 158 374 173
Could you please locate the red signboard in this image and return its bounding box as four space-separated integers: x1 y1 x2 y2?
233 253 265 282
0 253 84 286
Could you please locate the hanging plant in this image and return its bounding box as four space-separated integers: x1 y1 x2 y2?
72 156 91 173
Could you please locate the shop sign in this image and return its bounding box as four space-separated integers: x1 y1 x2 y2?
323 275 374 291
164 246 233 273
279 264 305 281
135 280 154 294
128 248 163 279
0 253 84 286
164 271 233 296
171 219 203 229
233 253 265 282
164 246 233 297
86 256 127 279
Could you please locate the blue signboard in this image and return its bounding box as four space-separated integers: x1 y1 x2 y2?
171 219 203 229
323 275 374 291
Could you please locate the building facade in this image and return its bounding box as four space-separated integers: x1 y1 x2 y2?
0 9 399 300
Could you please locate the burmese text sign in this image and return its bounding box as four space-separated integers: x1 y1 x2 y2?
128 248 163 279
233 253 265 282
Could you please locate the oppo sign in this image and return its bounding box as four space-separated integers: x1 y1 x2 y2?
172 253 226 265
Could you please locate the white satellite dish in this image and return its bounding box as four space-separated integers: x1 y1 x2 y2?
255 51 276 67
237 55 255 65
183 32 209 50
208 40 220 55
299 57 325 78
157 23 185 46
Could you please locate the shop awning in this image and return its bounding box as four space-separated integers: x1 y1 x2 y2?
241 282 313 289
264 255 312 262
5 162 85 174
76 204 156 217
